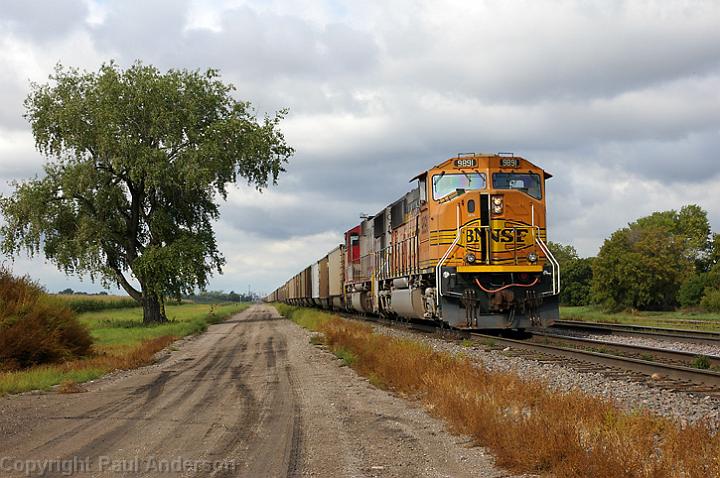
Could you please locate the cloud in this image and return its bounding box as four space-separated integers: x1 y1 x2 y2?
2 0 720 294
0 0 89 41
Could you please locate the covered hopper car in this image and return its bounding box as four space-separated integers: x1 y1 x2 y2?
266 153 560 330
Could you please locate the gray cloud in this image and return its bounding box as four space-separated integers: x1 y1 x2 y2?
0 0 88 41
2 0 720 293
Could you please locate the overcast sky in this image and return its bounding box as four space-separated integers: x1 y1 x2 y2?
1 0 719 295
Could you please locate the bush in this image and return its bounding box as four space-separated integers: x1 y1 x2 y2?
678 273 708 307
0 269 93 371
700 288 720 313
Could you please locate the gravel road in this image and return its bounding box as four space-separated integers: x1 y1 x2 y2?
0 305 522 477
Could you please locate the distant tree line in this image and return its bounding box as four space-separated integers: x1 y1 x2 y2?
58 288 110 296
549 204 720 312
182 290 258 303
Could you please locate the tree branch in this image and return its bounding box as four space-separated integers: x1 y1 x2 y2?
108 263 142 302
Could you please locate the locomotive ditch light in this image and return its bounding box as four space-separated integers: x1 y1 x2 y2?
528 252 538 263
464 253 476 264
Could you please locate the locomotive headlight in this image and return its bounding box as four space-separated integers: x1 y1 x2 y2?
527 252 538 263
491 196 504 214
464 253 476 264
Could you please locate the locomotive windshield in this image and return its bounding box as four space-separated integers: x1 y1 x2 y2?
432 173 486 200
492 172 542 199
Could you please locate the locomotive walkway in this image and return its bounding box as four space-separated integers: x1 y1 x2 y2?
0 305 519 477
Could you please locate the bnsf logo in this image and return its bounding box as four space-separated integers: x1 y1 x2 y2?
466 228 530 244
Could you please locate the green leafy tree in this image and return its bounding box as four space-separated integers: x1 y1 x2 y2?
547 242 593 306
592 219 697 311
561 257 594 306
678 272 709 307
547 241 579 271
0 62 293 323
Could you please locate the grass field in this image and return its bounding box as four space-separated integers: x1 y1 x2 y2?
560 306 720 330
0 302 249 396
55 294 139 312
278 304 720 478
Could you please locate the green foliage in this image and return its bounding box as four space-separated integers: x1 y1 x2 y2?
547 241 579 270
678 273 708 308
1 62 293 323
548 242 593 306
562 257 594 306
700 289 720 313
0 268 93 370
333 347 358 366
183 290 254 303
592 225 689 311
56 294 139 313
692 355 711 370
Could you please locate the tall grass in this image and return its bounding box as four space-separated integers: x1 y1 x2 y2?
55 294 139 313
279 305 720 478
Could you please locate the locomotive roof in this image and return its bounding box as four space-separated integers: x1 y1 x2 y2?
409 153 552 182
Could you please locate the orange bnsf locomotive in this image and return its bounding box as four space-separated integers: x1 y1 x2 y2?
266 153 560 329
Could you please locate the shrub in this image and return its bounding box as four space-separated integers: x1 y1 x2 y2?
700 288 720 313
678 273 708 307
0 269 93 370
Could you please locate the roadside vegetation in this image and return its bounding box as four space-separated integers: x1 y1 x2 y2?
278 304 720 478
0 269 248 396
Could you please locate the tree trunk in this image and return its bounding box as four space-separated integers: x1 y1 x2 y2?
142 292 167 324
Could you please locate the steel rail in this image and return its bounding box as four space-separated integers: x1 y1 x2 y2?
530 330 720 368
553 320 720 346
471 332 720 388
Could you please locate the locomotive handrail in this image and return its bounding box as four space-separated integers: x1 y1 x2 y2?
535 230 560 295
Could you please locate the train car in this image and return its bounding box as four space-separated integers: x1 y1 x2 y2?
311 261 321 306
318 255 330 308
327 245 345 309
269 152 559 330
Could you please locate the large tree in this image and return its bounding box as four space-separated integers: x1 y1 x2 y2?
591 205 710 311
1 62 293 323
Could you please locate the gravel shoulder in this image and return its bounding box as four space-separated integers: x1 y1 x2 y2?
373 323 720 427
0 305 525 478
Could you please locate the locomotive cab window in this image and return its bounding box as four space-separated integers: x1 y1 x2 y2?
492 172 542 199
432 173 486 200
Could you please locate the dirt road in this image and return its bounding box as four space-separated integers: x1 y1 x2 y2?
0 305 518 477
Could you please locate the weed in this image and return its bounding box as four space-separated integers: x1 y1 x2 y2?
640 353 655 362
692 355 711 370
333 347 357 366
460 338 474 348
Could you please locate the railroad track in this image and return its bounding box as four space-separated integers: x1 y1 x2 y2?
472 331 720 390
552 319 720 345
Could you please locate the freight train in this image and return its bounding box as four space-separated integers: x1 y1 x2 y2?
266 153 560 329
